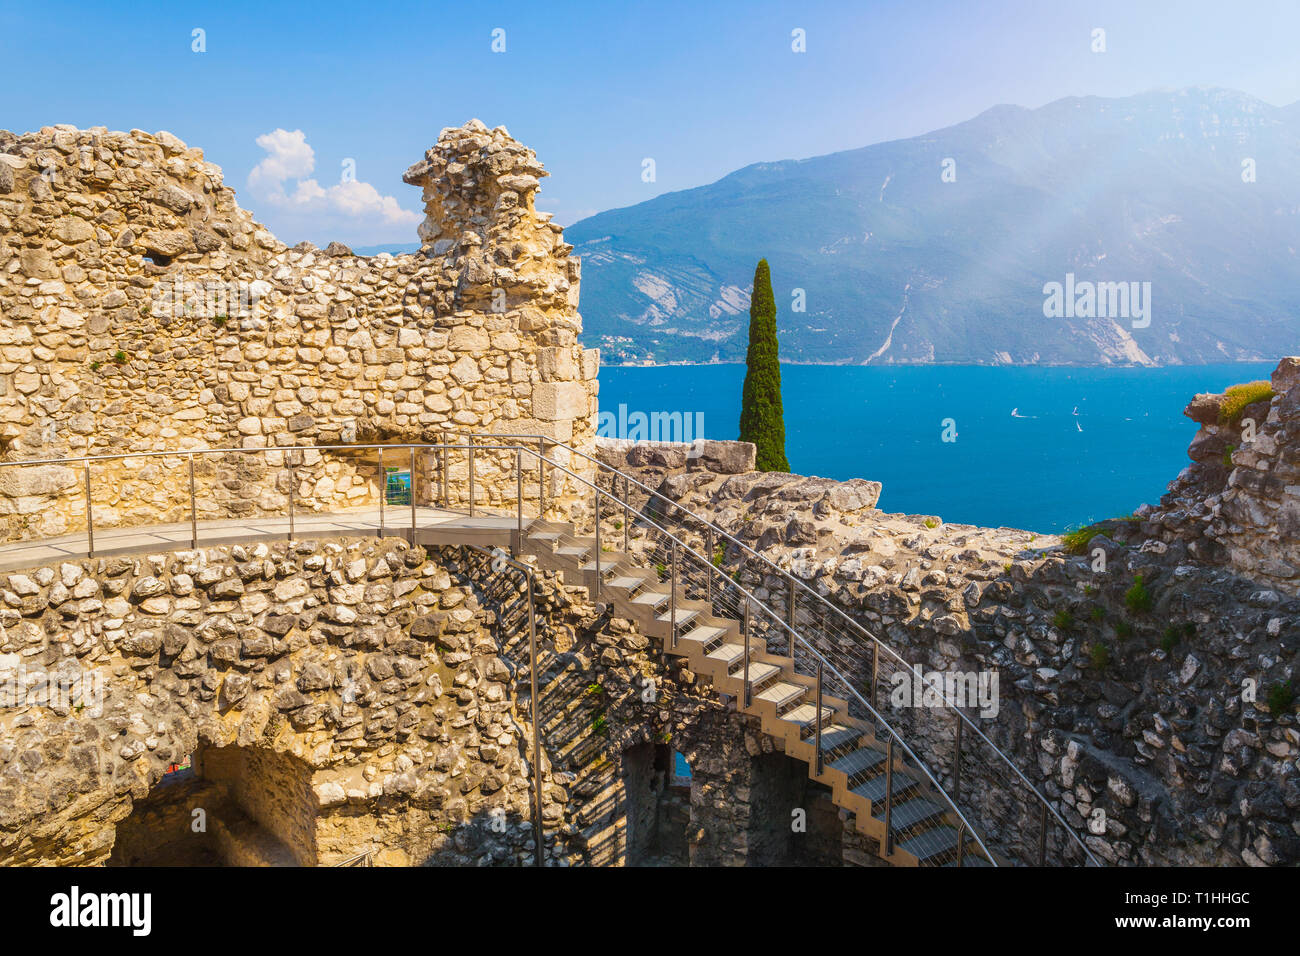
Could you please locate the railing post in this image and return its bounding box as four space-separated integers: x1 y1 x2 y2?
378 445 385 536
622 476 630 553
409 446 417 540
440 435 449 508
957 822 966 868
884 736 895 856
742 600 751 707
705 526 714 604
668 538 678 649
1039 803 1048 866
535 440 543 514
871 642 879 711
515 448 523 556
188 454 198 550
527 573 544 867
83 461 94 558
288 461 296 541
786 575 797 661
593 487 601 600
814 659 824 776
953 710 963 805
467 443 475 517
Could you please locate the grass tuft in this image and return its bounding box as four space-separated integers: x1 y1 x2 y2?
1218 381 1274 425
1062 515 1140 555
1125 574 1153 613
1266 680 1295 715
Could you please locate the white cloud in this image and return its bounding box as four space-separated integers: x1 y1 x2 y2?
249 129 316 189
246 128 420 234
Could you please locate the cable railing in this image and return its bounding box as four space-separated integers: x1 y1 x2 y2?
0 434 1098 865
455 431 1101 866
528 449 998 865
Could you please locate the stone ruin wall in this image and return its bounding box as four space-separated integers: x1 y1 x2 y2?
599 362 1300 866
0 119 598 541
1139 356 1300 594
0 536 872 867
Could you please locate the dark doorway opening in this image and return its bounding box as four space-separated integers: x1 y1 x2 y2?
623 742 691 866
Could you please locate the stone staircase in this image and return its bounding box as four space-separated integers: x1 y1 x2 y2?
519 517 996 867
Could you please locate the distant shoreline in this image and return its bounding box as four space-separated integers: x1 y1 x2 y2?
598 359 1280 369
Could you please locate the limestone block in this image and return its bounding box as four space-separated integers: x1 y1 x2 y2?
532 382 588 422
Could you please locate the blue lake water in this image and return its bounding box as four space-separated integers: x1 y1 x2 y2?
598 363 1276 533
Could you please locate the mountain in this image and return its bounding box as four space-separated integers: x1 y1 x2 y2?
566 88 1300 365
352 243 420 257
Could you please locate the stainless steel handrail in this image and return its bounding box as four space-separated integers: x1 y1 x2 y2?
523 446 1001 865
454 431 1102 866
0 436 1096 865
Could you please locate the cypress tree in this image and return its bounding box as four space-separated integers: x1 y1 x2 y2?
738 259 789 472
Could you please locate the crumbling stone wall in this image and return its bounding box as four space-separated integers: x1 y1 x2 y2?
1141 357 1300 594
0 536 574 866
0 535 864 866
202 745 317 864
0 119 598 541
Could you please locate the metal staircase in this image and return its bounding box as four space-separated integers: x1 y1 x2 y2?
519 513 993 866
471 434 1101 868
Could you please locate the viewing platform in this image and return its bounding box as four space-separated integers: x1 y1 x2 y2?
0 506 518 573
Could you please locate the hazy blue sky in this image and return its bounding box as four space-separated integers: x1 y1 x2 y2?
9 0 1300 245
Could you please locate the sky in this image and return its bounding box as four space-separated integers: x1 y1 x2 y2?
8 0 1300 246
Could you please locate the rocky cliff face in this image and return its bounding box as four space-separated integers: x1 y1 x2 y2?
568 88 1300 366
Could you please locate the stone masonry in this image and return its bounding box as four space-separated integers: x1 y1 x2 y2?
0 535 866 867
0 120 598 541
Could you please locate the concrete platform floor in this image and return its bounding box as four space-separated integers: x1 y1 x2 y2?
0 506 520 572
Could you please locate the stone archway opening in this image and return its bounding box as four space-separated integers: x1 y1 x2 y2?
745 752 846 866
622 742 692 866
108 742 318 867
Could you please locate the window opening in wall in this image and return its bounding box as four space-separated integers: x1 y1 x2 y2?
385 466 412 505
670 751 692 790
160 752 194 785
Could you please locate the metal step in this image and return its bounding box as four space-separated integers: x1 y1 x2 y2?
829 747 888 779
606 574 644 590
784 703 834 729
705 642 745 665
895 825 962 864
681 624 729 646
874 796 946 831
852 771 923 806
755 682 804 708
738 661 780 685
818 725 861 751
657 607 698 625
